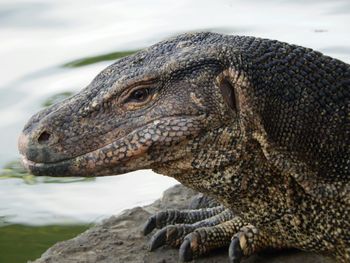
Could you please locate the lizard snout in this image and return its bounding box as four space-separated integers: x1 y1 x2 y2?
18 128 62 164
18 132 29 157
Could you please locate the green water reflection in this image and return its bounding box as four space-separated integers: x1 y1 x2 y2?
0 160 95 184
0 160 33 182
0 224 89 263
63 50 138 68
41 91 74 107
0 160 93 263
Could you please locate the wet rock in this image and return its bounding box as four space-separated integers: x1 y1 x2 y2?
30 184 334 263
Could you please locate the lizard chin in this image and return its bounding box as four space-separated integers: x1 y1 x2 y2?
20 155 75 177
20 115 204 177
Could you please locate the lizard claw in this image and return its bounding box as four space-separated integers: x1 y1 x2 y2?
143 215 156 235
149 225 184 251
149 227 167 251
179 239 193 262
228 237 243 263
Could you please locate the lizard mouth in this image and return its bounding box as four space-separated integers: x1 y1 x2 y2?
20 115 205 177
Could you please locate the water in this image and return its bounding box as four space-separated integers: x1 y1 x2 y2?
0 0 349 262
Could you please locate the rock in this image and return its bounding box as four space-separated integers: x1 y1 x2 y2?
30 184 334 263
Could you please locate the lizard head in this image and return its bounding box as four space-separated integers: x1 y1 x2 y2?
18 32 241 177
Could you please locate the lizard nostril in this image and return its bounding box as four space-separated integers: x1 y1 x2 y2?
38 131 51 144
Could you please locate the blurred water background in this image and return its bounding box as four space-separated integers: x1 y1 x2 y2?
0 0 349 262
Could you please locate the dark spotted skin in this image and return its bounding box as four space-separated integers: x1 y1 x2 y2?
18 32 349 262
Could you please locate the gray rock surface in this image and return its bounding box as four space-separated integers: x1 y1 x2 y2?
31 185 334 263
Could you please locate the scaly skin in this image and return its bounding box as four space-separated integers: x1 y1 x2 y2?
18 32 349 262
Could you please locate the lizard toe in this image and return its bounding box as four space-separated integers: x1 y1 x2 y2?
143 216 156 235
228 237 243 263
179 239 193 262
149 227 168 251
149 224 194 251
179 230 208 260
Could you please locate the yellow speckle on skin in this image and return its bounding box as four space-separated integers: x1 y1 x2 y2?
190 92 204 108
91 101 98 108
239 235 248 251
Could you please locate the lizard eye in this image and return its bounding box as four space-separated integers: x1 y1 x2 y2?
127 88 150 103
122 86 154 108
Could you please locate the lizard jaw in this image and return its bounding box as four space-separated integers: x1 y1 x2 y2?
20 115 205 177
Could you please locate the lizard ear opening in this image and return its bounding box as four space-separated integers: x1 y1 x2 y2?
217 74 239 113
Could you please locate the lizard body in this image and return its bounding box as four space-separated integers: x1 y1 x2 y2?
19 33 349 262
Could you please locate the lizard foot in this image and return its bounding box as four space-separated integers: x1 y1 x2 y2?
177 222 279 262
144 208 280 262
148 208 234 251
143 205 225 235
176 215 246 261
144 207 242 261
